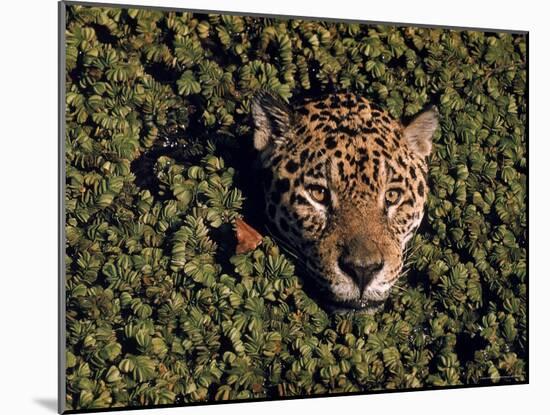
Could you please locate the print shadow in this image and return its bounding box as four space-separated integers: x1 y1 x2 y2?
34 397 57 413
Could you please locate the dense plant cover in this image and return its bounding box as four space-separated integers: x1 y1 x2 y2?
63 3 527 411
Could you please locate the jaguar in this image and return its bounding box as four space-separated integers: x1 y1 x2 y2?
250 91 438 312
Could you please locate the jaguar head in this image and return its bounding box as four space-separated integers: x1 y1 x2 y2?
251 91 437 312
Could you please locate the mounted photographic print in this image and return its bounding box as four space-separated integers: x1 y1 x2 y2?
59 1 528 413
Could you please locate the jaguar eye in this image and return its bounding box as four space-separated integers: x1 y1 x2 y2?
308 185 330 205
385 189 403 207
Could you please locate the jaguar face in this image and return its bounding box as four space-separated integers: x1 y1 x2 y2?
251 91 437 312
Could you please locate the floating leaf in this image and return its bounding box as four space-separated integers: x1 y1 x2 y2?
235 218 263 254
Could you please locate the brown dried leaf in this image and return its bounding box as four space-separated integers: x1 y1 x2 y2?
235 218 263 254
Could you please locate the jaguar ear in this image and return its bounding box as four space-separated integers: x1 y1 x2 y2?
250 90 292 152
403 106 438 158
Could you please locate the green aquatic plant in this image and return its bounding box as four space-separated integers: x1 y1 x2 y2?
63 3 527 411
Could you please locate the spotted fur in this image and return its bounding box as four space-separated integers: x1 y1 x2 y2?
251 91 438 312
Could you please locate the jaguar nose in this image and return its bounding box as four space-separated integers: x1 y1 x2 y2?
338 256 384 293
